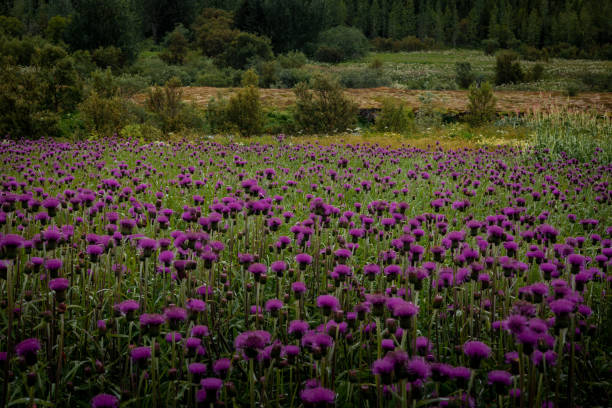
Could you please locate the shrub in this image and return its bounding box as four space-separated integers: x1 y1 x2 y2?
527 63 545 82
315 26 369 62
314 45 345 63
196 67 242 87
519 45 548 61
91 46 124 70
205 70 264 136
466 81 496 126
455 62 475 89
45 16 70 43
193 8 239 58
338 68 389 88
0 15 25 37
114 73 149 97
256 60 279 88
371 37 394 52
78 92 134 137
277 68 312 88
160 26 190 65
580 72 612 92
375 98 414 134
293 74 358 133
120 123 163 141
131 55 193 85
369 58 383 71
263 109 296 134
395 36 426 52
415 92 443 128
277 51 308 69
482 38 500 55
215 32 273 70
494 51 524 85
146 77 186 133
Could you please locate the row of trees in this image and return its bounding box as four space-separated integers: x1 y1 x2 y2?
2 0 611 58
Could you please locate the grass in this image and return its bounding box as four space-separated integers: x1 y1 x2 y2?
331 49 612 92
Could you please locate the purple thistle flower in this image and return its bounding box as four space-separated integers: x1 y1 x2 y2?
300 386 335 407
316 295 340 315
234 330 271 359
463 341 491 368
15 338 40 365
288 320 310 338
91 393 119 408
488 370 513 394
264 299 283 315
49 278 69 292
131 346 151 363
213 358 231 378
118 300 139 316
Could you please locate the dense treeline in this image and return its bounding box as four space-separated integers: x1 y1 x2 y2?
1 0 611 58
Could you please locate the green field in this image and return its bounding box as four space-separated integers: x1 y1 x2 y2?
314 49 612 92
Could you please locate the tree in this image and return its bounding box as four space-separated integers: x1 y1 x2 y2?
193 8 239 57
66 0 138 60
315 26 369 62
234 0 266 35
494 51 524 84
215 32 273 70
140 0 198 41
527 9 541 46
0 15 25 37
293 74 358 133
160 25 189 65
206 70 264 136
466 81 496 125
45 15 70 44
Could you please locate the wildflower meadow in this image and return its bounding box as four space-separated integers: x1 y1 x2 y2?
0 137 610 407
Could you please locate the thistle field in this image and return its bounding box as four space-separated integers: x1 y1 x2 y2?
0 136 610 407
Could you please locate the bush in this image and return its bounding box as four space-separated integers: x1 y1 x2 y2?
256 60 279 88
120 123 163 142
314 45 345 63
131 55 193 85
375 98 414 134
263 109 296 134
527 63 545 82
369 58 383 71
415 92 443 128
482 38 500 55
215 32 273 70
193 8 239 58
494 51 524 85
394 36 426 52
371 37 394 52
580 72 612 92
160 25 190 65
205 70 264 136
146 77 186 133
519 45 548 61
277 51 308 69
455 62 475 89
315 26 369 62
338 68 389 88
277 68 312 88
196 67 242 87
91 46 124 70
78 92 135 137
466 81 496 126
293 74 358 133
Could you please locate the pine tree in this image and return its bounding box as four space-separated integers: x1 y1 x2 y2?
370 0 382 37
527 9 541 46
